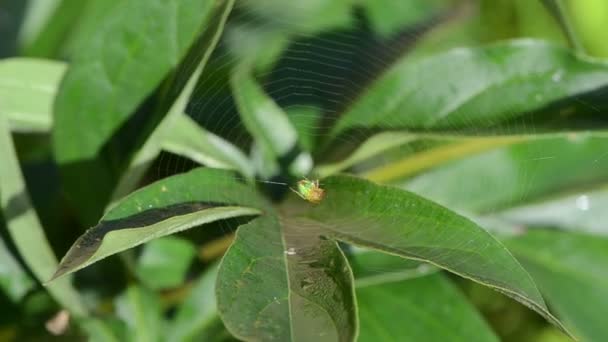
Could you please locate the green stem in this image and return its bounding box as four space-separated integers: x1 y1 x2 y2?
542 0 586 54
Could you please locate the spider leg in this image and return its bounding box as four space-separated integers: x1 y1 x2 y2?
290 187 307 200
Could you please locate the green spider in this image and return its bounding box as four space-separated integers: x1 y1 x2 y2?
290 178 325 204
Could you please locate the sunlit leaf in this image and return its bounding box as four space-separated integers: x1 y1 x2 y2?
50 168 265 282
0 58 64 132
53 0 231 225
332 39 608 136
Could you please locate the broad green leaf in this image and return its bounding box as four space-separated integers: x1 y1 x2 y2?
161 115 254 178
405 134 608 213
113 0 237 199
0 233 34 301
331 39 608 137
50 168 265 282
357 274 499 342
0 58 65 132
506 230 608 341
135 237 196 290
0 116 86 315
496 187 608 235
115 286 164 342
53 0 229 225
168 264 227 342
231 70 299 159
304 175 569 334
217 215 357 341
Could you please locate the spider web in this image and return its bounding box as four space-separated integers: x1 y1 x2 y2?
150 0 608 275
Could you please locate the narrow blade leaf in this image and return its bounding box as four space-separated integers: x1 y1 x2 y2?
50 168 265 282
0 58 64 132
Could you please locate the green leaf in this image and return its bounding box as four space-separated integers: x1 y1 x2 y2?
331 39 608 136
0 58 65 132
17 0 61 48
316 132 418 178
21 0 90 57
161 115 254 178
349 248 437 287
0 116 86 315
168 264 227 342
115 286 164 342
53 0 229 224
231 70 300 159
79 317 126 342
112 0 237 200
362 0 448 37
217 215 357 341
304 175 569 335
0 233 34 301
357 274 499 342
497 187 608 235
506 230 608 341
135 237 196 290
405 134 608 213
50 168 265 282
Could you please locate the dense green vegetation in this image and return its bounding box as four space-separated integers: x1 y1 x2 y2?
1 0 608 341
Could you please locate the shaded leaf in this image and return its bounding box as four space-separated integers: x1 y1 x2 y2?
0 233 34 301
304 175 569 334
357 274 499 342
349 248 437 287
79 317 126 342
362 0 448 37
50 168 265 282
506 230 608 341
53 0 229 224
168 264 227 342
135 237 196 290
0 116 86 315
217 215 357 341
332 39 608 136
0 58 64 132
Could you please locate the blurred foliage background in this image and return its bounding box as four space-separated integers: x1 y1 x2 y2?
1 0 608 341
